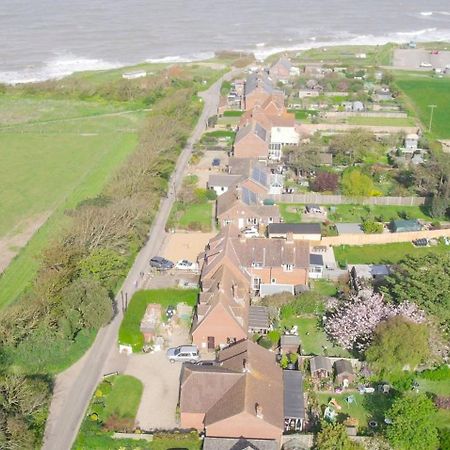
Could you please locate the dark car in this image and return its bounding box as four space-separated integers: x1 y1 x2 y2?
211 158 221 167
149 256 174 270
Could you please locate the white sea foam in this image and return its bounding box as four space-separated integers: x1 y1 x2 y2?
420 11 433 16
145 51 214 64
0 54 123 85
256 42 266 47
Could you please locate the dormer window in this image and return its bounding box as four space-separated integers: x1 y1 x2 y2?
252 261 263 268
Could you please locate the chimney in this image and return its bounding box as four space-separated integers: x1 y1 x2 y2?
255 403 264 419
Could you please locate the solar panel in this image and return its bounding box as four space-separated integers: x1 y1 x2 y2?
242 187 257 205
251 165 268 187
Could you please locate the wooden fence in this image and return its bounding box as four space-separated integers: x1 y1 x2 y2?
270 193 428 207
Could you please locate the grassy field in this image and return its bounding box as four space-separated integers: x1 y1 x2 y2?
169 200 212 232
328 204 432 223
334 241 449 266
118 288 198 352
0 96 145 308
280 315 350 357
395 74 450 139
346 116 416 127
223 110 243 117
311 279 339 297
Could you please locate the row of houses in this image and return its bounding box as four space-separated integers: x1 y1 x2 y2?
177 58 311 449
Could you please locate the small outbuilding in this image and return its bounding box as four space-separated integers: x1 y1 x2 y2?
283 370 306 432
309 254 324 279
390 219 422 233
281 335 300 354
267 223 322 241
334 359 355 385
248 305 270 335
310 356 332 379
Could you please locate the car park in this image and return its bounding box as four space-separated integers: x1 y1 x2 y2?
166 345 200 363
149 256 174 270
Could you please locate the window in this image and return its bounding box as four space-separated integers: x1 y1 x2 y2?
253 277 261 290
284 264 293 272
252 262 263 268
271 278 277 284
268 217 274 223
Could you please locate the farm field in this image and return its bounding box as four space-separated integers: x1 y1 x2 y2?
395 74 450 139
0 95 145 307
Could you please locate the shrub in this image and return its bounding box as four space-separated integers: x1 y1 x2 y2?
420 365 450 381
267 330 281 345
361 220 383 234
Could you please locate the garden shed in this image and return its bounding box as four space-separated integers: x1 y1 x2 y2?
283 370 305 432
334 359 355 385
310 356 332 379
248 305 270 334
390 219 421 233
281 335 300 354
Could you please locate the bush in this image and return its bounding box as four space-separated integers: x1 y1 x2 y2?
361 220 383 234
420 365 450 381
267 330 281 345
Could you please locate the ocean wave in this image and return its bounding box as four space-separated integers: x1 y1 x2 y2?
0 54 124 85
420 11 433 16
249 27 450 60
145 51 214 64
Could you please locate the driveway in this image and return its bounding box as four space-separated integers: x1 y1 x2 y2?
125 324 189 430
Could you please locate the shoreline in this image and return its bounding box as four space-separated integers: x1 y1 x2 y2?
2 31 450 86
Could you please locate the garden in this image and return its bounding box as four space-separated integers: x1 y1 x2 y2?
118 288 198 352
74 375 201 449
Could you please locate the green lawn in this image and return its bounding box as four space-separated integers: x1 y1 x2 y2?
223 110 243 117
328 204 432 223
395 75 450 139
279 203 303 223
202 130 236 139
280 315 350 357
347 116 416 127
417 378 450 397
170 200 212 232
334 241 449 266
118 289 198 352
311 279 338 297
0 105 143 308
75 374 201 450
317 392 393 429
288 109 319 121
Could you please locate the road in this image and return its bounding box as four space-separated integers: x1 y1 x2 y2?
42 68 240 450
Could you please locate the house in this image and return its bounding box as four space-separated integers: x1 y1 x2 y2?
216 187 280 229
309 254 324 279
200 226 310 298
139 303 162 343
248 305 271 335
390 219 422 233
280 335 300 354
234 121 270 160
342 101 365 112
334 359 355 385
267 223 322 241
203 437 278 450
283 370 306 432
179 339 284 444
208 174 243 196
310 356 332 379
192 265 249 350
269 57 294 82
244 72 277 110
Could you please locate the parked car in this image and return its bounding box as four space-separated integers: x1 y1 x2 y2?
166 345 200 363
242 227 259 238
211 158 221 167
175 259 198 271
149 256 174 270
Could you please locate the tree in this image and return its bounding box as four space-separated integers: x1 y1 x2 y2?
312 171 339 192
285 142 321 175
366 316 429 376
341 169 375 197
324 289 425 352
59 278 113 333
430 194 448 219
387 394 439 450
315 422 364 450
329 129 378 165
382 253 450 330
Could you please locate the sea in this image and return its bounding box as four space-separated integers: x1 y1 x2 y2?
1 0 450 84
